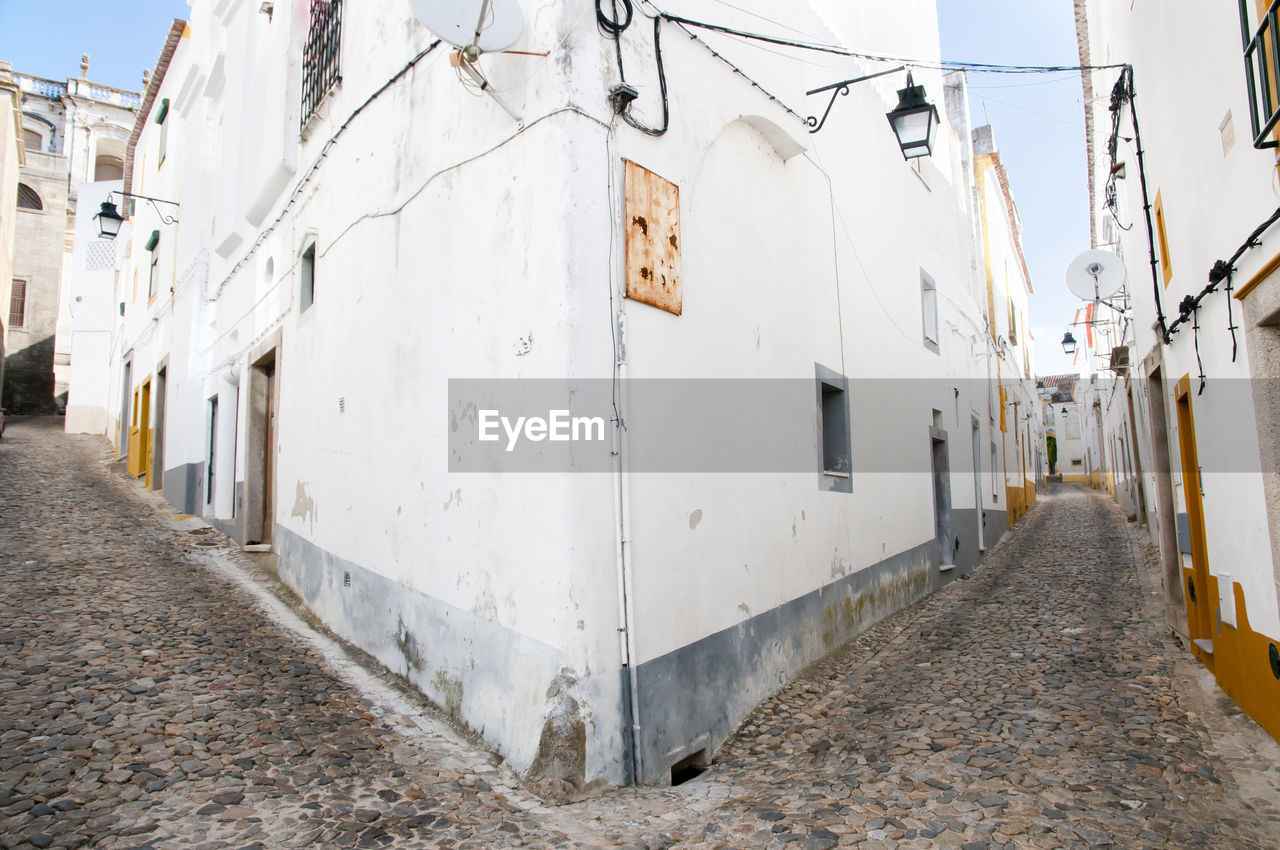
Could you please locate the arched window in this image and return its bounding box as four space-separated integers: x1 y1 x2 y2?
94 154 124 181
17 183 43 211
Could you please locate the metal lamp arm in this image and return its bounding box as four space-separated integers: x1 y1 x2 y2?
806 65 906 134
109 191 179 225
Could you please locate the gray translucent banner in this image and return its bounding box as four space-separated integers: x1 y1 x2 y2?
446 378 1279 473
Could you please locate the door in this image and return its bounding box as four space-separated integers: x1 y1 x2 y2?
971 417 984 550
139 378 152 488
1174 375 1213 660
262 361 276 544
931 430 953 567
127 387 142 476
118 360 132 458
152 367 167 491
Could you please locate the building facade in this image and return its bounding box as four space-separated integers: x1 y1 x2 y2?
0 62 23 392
2 59 138 414
1076 0 1280 740
73 0 1042 789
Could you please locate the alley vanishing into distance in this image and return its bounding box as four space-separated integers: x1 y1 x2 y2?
2 417 1279 850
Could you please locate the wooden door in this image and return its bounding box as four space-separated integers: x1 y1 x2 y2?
262 363 276 544
140 378 152 488
1174 376 1213 659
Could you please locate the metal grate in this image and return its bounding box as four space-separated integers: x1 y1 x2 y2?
300 0 343 130
1241 0 1280 148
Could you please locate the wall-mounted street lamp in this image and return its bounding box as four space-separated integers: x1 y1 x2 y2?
1061 331 1077 355
806 66 940 160
95 191 179 240
886 72 940 160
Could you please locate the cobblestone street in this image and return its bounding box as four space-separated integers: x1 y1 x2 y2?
3 416 1279 849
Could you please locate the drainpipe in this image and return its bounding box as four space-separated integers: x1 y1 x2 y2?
612 313 642 785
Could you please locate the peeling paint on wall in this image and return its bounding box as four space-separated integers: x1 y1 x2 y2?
290 480 316 530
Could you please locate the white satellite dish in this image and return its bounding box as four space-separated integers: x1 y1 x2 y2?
408 0 525 53
1065 249 1126 302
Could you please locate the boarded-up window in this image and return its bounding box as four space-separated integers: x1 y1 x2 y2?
624 160 681 315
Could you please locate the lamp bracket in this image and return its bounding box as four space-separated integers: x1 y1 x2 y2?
805 65 905 134
108 191 180 225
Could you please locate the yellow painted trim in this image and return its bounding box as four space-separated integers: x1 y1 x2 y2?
1155 190 1173 288
1235 248 1280 300
1208 575 1280 742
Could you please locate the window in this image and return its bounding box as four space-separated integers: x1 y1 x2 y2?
300 242 316 311
300 0 344 129
816 364 851 493
16 183 42 210
1008 302 1018 342
1071 458 1083 467
921 271 939 353
94 154 124 181
146 231 161 302
1239 0 1280 149
22 128 41 151
1066 411 1081 440
1154 190 1173 286
207 396 218 505
155 98 169 165
9 279 27 328
990 441 998 500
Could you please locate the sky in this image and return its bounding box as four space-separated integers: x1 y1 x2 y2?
0 0 193 93
0 0 1094 377
936 0 1096 377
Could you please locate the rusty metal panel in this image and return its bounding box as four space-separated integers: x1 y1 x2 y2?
624 159 682 315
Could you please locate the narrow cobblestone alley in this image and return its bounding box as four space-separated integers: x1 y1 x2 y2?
3 418 1279 849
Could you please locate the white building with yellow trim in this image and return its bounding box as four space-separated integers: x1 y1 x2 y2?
1076 0 1280 741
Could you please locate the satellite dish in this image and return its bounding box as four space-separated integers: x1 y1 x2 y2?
1065 249 1126 301
408 0 524 53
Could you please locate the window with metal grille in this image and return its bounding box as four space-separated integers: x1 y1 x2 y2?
9 280 28 328
1240 0 1280 148
300 0 343 130
17 183 42 210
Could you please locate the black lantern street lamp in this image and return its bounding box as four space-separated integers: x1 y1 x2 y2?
1061 331 1077 355
94 200 124 239
886 72 940 160
93 191 179 240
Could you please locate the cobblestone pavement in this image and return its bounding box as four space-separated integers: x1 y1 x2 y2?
3 416 1279 849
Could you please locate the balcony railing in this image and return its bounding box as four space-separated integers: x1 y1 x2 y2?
14 73 141 110
1242 0 1280 148
301 0 343 130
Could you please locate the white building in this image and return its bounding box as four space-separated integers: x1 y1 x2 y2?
75 0 1042 789
1076 0 1280 740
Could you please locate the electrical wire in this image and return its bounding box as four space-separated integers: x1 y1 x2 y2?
653 10 1129 75
598 0 669 136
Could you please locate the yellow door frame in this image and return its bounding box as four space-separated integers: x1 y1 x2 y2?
1174 374 1213 662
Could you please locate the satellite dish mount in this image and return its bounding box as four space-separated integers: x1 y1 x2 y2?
408 0 544 125
1065 249 1128 313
